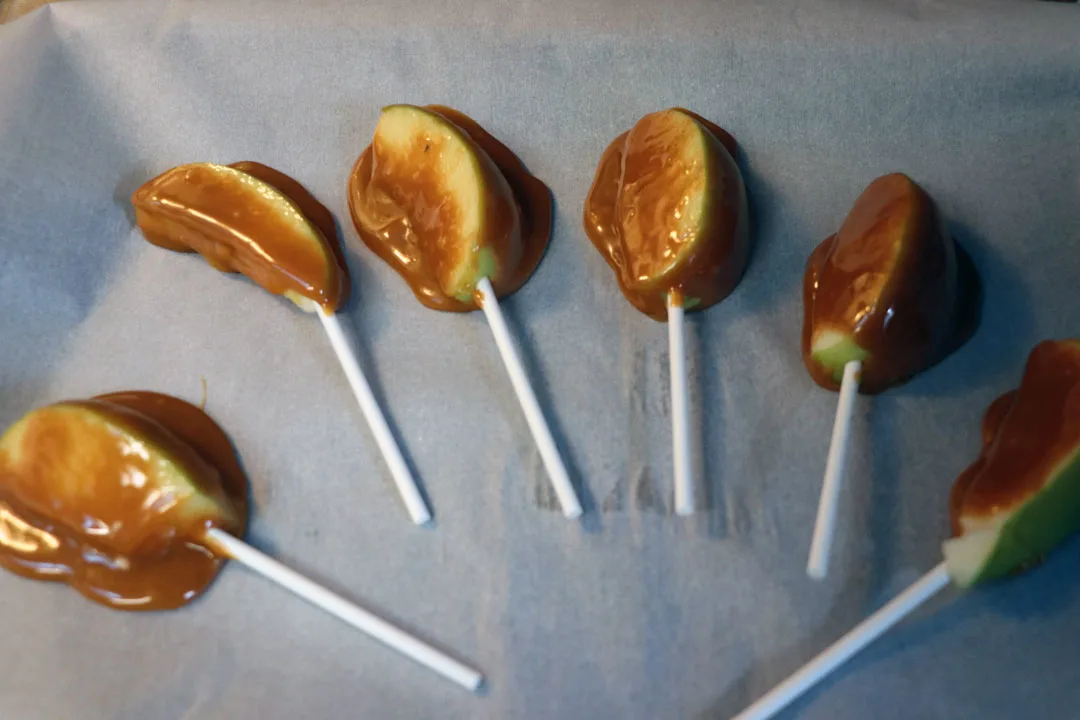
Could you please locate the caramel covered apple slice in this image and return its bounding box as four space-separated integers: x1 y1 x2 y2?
0 393 243 610
357 104 518 303
584 107 749 321
349 104 551 311
802 173 974 393
132 162 347 311
804 173 980 578
583 108 749 515
348 105 579 517
0 393 481 688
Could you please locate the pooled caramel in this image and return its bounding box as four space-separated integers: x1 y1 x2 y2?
949 340 1080 535
347 105 552 312
132 162 349 311
0 392 248 611
802 173 980 394
583 108 750 321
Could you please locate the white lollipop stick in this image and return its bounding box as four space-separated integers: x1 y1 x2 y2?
206 529 483 691
318 311 431 525
668 295 693 516
732 562 950 720
807 359 862 579
475 277 582 519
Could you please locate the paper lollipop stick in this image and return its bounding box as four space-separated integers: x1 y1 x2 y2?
206 529 482 691
318 311 432 525
807 359 861 578
475 277 582 518
668 294 693 516
733 562 949 720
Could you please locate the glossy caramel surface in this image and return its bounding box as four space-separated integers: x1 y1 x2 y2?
583 108 749 321
0 392 247 610
229 161 351 308
348 105 552 311
802 173 980 394
950 340 1080 534
132 162 349 311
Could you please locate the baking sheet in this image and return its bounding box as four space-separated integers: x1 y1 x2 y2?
2 1 1080 717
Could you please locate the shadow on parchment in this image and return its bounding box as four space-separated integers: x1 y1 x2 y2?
696 585 958 720
891 222 1034 399
600 321 667 520
862 399 902 616
718 144 803 329
688 310 730 538
3 33 132 425
114 163 153 229
701 524 1080 719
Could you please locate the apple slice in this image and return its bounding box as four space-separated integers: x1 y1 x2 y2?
808 328 871 384
0 400 240 556
802 173 972 394
131 162 345 311
944 453 1080 587
583 108 748 320
618 109 723 288
944 340 1080 587
365 104 521 303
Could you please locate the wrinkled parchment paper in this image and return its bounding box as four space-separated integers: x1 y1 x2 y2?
2 1 1079 717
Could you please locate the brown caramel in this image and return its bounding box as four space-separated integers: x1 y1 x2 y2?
229 161 351 307
583 109 749 321
132 162 349 311
347 105 552 312
0 392 247 611
949 340 1080 535
802 173 979 394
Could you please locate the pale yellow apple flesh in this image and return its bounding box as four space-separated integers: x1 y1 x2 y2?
0 402 238 556
617 108 718 292
373 105 509 301
810 329 871 383
945 447 1080 588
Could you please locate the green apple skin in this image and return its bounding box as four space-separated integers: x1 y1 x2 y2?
945 448 1080 587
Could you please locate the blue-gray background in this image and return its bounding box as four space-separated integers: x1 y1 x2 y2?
1 1 1079 717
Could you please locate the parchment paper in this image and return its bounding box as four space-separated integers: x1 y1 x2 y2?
2 1 1079 717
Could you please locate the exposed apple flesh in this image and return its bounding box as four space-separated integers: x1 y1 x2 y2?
368 104 520 302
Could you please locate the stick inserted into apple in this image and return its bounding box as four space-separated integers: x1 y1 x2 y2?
0 392 481 690
802 173 979 578
736 339 1080 719
131 162 431 525
348 104 582 518
583 108 751 515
